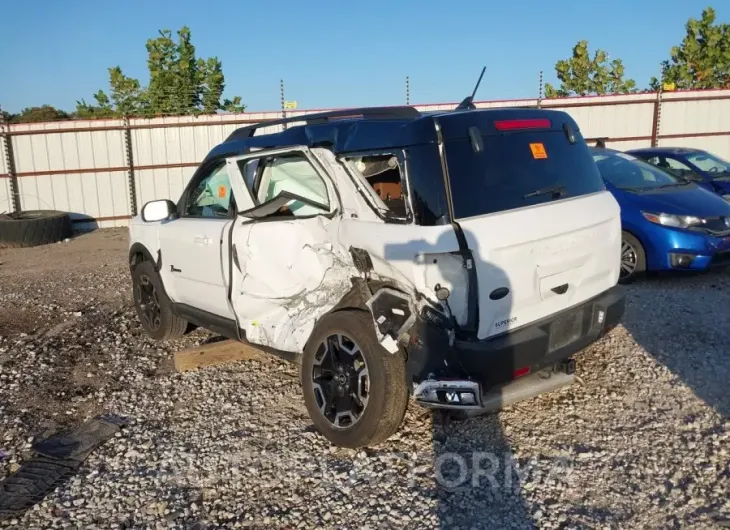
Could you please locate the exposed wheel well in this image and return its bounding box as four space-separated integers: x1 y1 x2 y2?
129 243 157 273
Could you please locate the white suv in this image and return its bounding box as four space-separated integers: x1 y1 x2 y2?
129 106 625 447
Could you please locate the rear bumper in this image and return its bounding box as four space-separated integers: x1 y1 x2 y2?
406 285 626 398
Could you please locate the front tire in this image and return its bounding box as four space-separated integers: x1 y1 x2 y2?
619 231 646 284
132 261 188 341
301 311 408 448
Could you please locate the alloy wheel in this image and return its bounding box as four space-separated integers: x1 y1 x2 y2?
620 240 638 279
311 333 370 429
136 274 162 331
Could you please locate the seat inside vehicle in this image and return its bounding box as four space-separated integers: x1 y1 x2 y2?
349 155 408 219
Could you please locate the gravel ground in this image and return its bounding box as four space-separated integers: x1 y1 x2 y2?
0 229 729 529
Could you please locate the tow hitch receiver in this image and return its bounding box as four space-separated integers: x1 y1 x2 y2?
557 358 576 375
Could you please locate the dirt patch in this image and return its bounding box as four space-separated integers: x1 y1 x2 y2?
0 228 128 280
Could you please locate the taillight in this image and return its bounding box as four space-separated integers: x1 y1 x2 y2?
513 366 531 378
494 118 551 131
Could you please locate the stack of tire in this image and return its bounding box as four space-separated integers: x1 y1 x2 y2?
0 210 73 248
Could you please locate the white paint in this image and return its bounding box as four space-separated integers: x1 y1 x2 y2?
457 191 621 339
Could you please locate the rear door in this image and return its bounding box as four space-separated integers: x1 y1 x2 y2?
226 146 344 353
441 117 620 340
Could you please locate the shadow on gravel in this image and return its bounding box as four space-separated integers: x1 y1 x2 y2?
430 413 535 529
386 228 535 528
621 269 730 418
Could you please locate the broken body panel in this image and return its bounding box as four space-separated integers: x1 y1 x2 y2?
129 107 626 410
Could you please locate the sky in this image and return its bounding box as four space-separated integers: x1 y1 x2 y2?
0 0 726 114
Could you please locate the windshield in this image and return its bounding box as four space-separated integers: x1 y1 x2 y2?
445 130 604 219
687 151 730 177
593 151 685 190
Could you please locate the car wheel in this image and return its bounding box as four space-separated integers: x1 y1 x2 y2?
301 310 408 448
132 260 188 341
619 231 646 284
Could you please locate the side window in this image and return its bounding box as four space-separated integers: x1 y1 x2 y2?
253 154 330 217
185 163 233 218
343 153 409 221
665 157 703 181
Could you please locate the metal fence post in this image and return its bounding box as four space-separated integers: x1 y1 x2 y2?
123 115 138 216
650 66 667 148
280 79 287 130
0 106 21 214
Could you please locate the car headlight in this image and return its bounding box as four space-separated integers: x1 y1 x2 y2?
641 212 705 228
723 194 730 203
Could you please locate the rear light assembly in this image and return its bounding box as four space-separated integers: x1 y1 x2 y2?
494 118 551 131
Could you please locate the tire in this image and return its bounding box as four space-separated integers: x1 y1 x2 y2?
619 231 646 284
0 210 73 248
301 310 409 448
131 261 188 341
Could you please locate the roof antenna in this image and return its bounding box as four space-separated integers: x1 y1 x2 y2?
455 66 486 111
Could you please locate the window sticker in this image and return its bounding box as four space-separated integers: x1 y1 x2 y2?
529 143 548 159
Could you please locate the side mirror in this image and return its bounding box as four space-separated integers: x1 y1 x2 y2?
141 199 177 222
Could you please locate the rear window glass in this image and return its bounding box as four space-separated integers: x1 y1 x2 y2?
445 130 604 219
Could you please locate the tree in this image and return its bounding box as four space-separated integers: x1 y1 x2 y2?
75 91 115 119
545 40 637 97
79 26 244 117
10 105 70 123
651 7 730 90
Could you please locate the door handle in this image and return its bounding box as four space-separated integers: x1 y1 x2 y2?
193 236 212 245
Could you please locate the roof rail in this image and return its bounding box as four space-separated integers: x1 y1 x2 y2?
228 106 421 139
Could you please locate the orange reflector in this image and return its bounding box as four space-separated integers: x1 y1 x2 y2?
513 366 531 378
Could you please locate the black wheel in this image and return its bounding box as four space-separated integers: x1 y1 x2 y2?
132 261 187 341
301 311 408 448
0 210 72 248
619 231 646 284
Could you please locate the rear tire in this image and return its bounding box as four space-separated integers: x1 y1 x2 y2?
0 210 72 248
132 261 188 341
301 311 408 448
619 231 646 284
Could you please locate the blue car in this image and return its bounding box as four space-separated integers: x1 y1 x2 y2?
590 148 730 282
626 147 730 200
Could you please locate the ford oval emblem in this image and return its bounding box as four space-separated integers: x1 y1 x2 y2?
489 287 510 300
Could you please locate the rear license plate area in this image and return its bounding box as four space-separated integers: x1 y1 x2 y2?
548 309 584 351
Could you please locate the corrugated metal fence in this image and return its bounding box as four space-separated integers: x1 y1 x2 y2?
1 89 729 228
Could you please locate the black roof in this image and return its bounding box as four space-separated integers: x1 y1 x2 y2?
204 106 581 162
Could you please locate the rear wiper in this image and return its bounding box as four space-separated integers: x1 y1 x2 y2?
523 184 566 199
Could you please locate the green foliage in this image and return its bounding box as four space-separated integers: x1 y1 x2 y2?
80 26 244 118
75 91 115 119
651 7 730 90
9 105 70 123
545 40 637 98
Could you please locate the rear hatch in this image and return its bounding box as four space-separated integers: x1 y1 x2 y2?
438 110 620 340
